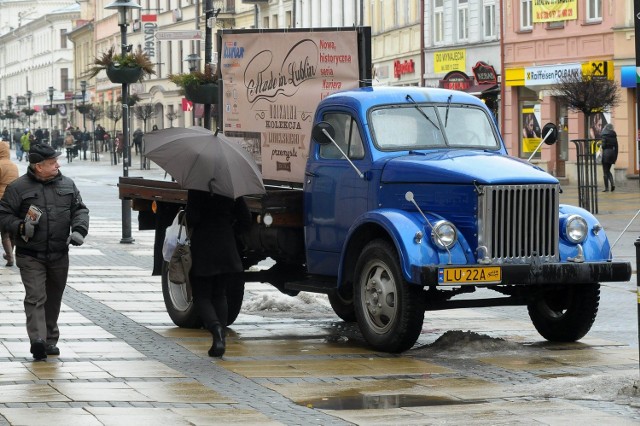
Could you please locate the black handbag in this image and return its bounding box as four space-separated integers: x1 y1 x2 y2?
168 212 192 285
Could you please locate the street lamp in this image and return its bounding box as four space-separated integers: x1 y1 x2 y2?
185 53 201 125
105 0 141 244
48 86 55 133
6 96 12 149
80 80 88 160
26 90 32 110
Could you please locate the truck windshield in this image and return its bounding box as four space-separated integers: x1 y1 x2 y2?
370 105 500 151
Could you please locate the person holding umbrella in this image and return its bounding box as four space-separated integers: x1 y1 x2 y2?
144 126 265 357
186 188 251 357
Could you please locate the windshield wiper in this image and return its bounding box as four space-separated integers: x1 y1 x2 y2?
445 94 452 127
405 94 440 131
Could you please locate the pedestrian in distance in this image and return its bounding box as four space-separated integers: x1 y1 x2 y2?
19 130 32 162
64 131 75 163
0 141 19 266
600 123 618 192
133 128 143 155
0 144 89 360
186 189 251 357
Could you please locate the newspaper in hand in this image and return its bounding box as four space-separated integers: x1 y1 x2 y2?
22 205 43 242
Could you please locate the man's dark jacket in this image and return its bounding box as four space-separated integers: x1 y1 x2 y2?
0 168 89 260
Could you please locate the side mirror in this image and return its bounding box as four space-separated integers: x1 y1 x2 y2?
312 121 335 145
541 123 558 146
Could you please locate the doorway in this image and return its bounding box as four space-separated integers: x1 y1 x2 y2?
555 101 568 177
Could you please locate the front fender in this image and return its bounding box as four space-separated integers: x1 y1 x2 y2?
342 209 472 285
559 204 612 261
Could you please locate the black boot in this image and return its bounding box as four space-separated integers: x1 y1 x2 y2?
208 324 226 357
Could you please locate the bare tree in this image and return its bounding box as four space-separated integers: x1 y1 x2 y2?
106 104 123 137
555 71 621 139
133 103 157 169
133 103 157 133
86 105 105 159
166 110 180 127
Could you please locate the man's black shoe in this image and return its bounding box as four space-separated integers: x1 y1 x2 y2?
30 339 47 360
45 344 60 356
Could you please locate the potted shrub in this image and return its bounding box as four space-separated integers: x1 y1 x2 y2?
169 64 219 104
87 46 155 84
116 93 141 107
44 106 58 116
21 108 37 117
76 104 93 114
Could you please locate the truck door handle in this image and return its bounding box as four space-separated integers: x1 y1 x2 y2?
305 171 318 178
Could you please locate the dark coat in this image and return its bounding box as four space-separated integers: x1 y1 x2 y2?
600 128 618 164
0 168 89 260
186 190 251 277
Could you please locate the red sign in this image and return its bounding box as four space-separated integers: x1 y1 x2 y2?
181 98 193 111
439 71 472 90
394 59 415 79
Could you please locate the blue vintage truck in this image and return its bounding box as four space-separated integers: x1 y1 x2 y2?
120 85 631 353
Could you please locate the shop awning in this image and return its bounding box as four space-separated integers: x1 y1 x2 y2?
621 66 639 88
462 84 500 96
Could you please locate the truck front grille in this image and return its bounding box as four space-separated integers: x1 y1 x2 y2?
477 184 559 264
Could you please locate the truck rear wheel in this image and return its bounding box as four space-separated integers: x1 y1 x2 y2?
162 261 201 328
226 276 245 326
527 283 600 342
328 287 356 322
354 239 425 353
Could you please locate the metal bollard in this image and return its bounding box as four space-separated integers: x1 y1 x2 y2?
636 237 640 373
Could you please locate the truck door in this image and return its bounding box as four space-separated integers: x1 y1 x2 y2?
304 112 369 276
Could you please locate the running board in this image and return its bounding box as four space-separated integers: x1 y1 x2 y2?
425 296 526 311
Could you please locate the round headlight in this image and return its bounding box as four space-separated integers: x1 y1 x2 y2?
431 220 457 249
565 215 587 243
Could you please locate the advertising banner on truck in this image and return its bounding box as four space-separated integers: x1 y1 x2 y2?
220 29 362 183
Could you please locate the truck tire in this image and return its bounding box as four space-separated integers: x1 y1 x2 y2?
354 239 425 353
162 261 201 328
226 277 245 326
328 288 356 322
527 283 600 342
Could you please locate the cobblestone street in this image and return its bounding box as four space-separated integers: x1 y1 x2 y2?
0 153 638 425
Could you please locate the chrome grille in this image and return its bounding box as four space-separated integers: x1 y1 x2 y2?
477 184 559 264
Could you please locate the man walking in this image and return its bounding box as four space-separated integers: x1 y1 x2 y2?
0 144 89 360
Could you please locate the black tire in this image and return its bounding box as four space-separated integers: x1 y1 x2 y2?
226 276 245 326
328 287 357 322
161 261 201 328
527 283 600 342
353 239 425 353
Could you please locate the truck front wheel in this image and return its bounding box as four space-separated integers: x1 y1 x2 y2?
527 283 600 342
354 240 425 353
162 261 201 328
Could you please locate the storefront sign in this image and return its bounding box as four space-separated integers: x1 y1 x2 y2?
434 49 465 74
394 59 415 79
141 15 157 59
533 0 577 23
524 63 581 86
472 61 497 84
439 71 472 91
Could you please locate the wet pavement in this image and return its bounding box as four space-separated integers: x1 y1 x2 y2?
0 150 639 425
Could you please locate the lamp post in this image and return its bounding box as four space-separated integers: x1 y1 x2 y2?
105 0 141 244
6 96 12 149
26 90 32 129
80 81 88 160
185 53 201 126
48 86 55 133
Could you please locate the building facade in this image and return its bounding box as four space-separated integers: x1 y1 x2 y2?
501 0 637 185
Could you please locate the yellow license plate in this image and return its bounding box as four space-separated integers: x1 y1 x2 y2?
438 266 501 284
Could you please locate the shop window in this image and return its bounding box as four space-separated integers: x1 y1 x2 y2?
586 0 602 22
457 0 469 41
520 0 532 31
483 0 496 39
434 0 444 44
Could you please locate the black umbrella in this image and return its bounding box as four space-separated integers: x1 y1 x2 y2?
144 126 265 198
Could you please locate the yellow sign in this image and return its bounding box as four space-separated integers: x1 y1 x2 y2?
533 0 578 23
434 49 465 74
582 61 612 80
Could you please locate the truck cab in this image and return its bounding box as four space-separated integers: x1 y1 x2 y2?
300 86 630 352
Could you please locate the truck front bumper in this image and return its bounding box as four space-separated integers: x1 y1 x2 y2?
416 261 632 286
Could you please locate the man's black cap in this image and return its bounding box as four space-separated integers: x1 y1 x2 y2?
29 144 61 164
